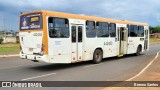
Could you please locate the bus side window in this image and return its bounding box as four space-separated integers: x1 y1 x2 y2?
110 23 116 37
48 17 69 38
86 21 96 38
138 26 144 37
48 18 54 36
129 25 138 37
127 24 130 37
97 22 109 37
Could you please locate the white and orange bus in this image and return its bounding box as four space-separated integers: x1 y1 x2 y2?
19 10 149 63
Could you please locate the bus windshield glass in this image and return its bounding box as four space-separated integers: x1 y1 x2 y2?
20 13 42 30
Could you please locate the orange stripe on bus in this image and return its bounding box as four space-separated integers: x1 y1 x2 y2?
42 11 49 55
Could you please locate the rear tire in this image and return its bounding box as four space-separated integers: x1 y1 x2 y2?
93 49 103 64
135 46 141 56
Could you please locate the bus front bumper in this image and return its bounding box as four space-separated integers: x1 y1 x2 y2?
20 52 49 63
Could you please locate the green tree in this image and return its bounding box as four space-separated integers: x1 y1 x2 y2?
149 26 160 34
154 26 160 33
149 26 154 34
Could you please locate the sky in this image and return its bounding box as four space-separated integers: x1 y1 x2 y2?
0 0 160 31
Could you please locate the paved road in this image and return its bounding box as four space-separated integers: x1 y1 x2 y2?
0 44 160 90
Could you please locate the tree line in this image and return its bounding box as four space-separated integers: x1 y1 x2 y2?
149 26 160 34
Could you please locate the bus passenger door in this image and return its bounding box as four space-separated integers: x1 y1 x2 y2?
118 27 128 56
71 25 83 62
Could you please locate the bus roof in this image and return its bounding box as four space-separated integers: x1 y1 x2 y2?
21 10 149 26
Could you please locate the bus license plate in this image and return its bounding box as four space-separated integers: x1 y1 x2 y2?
29 48 33 51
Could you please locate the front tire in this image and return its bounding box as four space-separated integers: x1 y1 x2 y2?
93 49 103 64
135 46 141 56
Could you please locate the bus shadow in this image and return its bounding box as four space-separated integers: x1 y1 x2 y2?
28 61 92 71
103 53 145 62
28 54 145 71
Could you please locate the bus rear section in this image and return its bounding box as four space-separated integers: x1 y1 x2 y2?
19 13 48 62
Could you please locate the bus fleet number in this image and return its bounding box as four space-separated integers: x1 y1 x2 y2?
104 41 113 45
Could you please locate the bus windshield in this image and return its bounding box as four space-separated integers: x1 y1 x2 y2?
20 13 42 30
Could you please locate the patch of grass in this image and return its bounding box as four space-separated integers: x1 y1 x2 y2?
0 43 20 55
150 38 160 43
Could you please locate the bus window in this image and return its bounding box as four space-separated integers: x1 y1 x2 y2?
48 17 69 38
97 22 109 37
138 26 144 37
20 14 42 30
129 25 137 37
127 24 130 36
110 23 116 37
86 21 96 38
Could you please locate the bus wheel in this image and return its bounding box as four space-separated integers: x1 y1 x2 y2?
135 46 141 56
93 49 103 64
